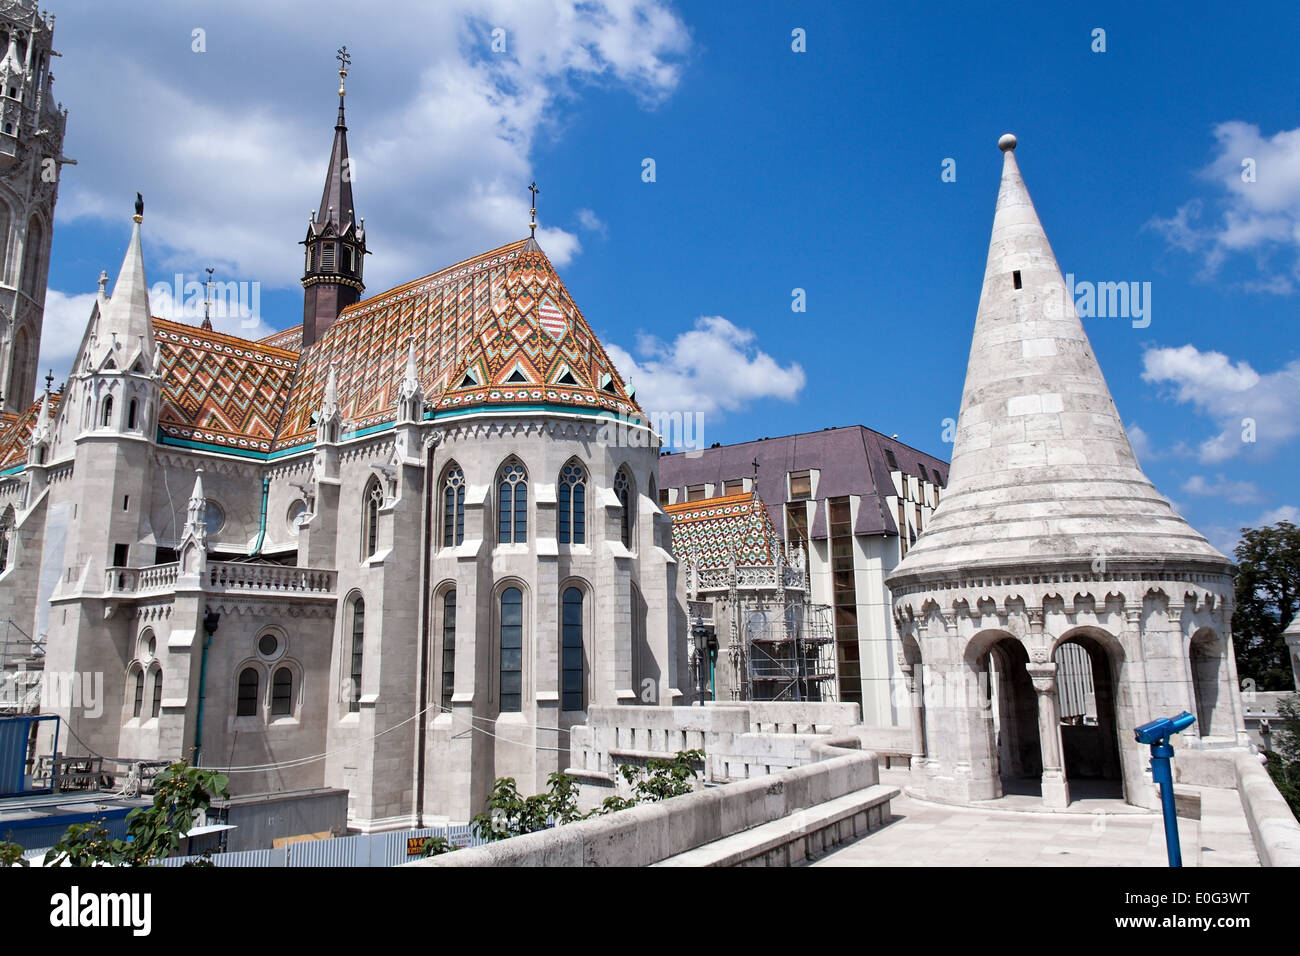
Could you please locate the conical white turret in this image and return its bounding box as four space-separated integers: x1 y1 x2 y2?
890 135 1228 584
90 195 153 373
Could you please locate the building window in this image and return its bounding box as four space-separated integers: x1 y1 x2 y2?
237 667 259 717
127 398 138 430
287 499 308 535
363 477 383 557
659 489 670 508
898 499 908 558
915 501 923 535
100 396 113 427
349 598 365 713
497 459 528 544
558 461 586 545
687 484 706 502
204 499 225 538
441 464 465 547
786 502 809 551
150 667 163 718
132 668 144 718
789 471 812 500
499 587 523 712
828 497 860 707
562 587 584 712
0 518 11 573
615 467 633 547
441 590 456 711
271 668 293 716
724 478 746 495
322 243 336 272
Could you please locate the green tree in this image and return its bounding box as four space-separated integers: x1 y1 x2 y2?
42 761 230 867
470 770 584 842
1232 521 1300 691
590 749 705 816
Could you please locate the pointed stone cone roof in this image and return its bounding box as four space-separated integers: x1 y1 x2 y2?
888 135 1229 586
314 95 356 234
93 202 154 370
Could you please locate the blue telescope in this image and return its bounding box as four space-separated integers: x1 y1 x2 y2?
1133 711 1195 866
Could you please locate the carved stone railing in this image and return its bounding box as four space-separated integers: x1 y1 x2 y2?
207 562 336 595
694 563 807 595
104 563 179 596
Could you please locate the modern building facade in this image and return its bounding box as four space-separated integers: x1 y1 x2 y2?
660 427 950 726
887 135 1247 811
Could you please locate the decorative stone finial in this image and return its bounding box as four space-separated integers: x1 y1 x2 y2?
134 191 144 221
998 133 1017 152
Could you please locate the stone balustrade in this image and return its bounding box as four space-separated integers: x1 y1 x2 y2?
207 562 337 595
104 563 179 595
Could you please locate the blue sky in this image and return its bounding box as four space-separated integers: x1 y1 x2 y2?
37 0 1300 556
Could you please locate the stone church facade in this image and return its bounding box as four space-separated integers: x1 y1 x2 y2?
888 135 1247 811
0 60 686 828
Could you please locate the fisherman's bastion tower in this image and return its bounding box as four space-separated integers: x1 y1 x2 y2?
0 2 68 416
888 135 1247 811
0 53 685 828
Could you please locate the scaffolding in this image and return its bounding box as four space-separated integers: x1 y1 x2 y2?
740 601 837 702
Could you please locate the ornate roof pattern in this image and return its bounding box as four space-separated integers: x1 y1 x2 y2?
0 392 61 470
259 325 303 351
153 318 300 454
274 237 640 450
665 492 782 570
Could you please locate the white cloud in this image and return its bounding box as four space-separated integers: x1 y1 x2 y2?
1149 121 1300 291
1257 505 1300 525
1180 474 1264 504
1126 421 1155 462
575 208 608 237
607 316 805 416
48 1 689 312
35 290 98 389
1141 344 1300 462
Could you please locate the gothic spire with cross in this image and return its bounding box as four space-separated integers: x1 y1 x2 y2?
528 180 539 238
301 45 367 349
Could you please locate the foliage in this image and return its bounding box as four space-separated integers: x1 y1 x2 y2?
42 761 230 867
1263 694 1300 823
418 835 455 857
470 770 585 842
472 750 706 838
1232 522 1300 690
0 840 29 867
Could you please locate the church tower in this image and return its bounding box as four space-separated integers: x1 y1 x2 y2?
300 47 365 349
0 3 70 413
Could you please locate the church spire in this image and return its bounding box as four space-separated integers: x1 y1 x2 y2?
889 135 1228 583
300 46 366 350
91 193 153 373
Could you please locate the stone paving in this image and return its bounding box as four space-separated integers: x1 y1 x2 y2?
808 771 1260 867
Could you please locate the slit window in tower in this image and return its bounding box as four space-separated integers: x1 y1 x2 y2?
1012 270 1022 289
322 243 336 272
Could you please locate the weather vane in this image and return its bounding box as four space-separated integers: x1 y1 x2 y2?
528 181 539 238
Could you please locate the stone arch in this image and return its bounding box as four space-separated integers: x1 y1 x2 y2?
1189 626 1229 738
1052 626 1124 796
965 629 1041 796
900 631 926 762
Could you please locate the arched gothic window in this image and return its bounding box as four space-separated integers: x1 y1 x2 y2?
21 215 42 298
271 667 293 716
149 666 163 718
236 667 259 717
362 477 383 558
349 597 365 712
100 395 113 428
127 398 138 430
558 461 586 545
562 587 584 712
497 459 528 544
131 667 145 718
441 589 456 711
615 467 634 547
442 464 465 548
0 513 11 573
499 587 523 712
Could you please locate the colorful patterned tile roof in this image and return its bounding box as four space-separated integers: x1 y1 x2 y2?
258 325 303 351
0 392 61 470
153 317 300 454
274 237 641 451
665 492 782 569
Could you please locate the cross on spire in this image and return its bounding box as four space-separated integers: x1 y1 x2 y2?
752 458 760 484
528 181 539 238
337 45 351 96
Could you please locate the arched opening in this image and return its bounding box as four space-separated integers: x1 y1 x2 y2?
21 215 43 299
499 586 523 712
348 596 365 712
496 458 527 544
149 666 163 719
901 633 926 764
10 325 30 406
558 459 586 545
236 667 260 717
440 463 465 548
127 398 138 430
1189 628 1225 738
975 634 1042 797
362 477 383 558
1054 632 1123 799
561 586 585 712
100 395 113 428
615 466 634 548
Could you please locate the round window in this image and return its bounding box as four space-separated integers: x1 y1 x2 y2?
258 633 280 658
204 499 225 537
287 500 309 535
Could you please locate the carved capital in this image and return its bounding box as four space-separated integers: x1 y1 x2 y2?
1025 661 1057 695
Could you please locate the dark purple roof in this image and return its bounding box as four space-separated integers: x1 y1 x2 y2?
658 426 950 540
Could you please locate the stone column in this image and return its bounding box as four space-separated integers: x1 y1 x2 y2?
899 658 926 786
1026 661 1069 808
